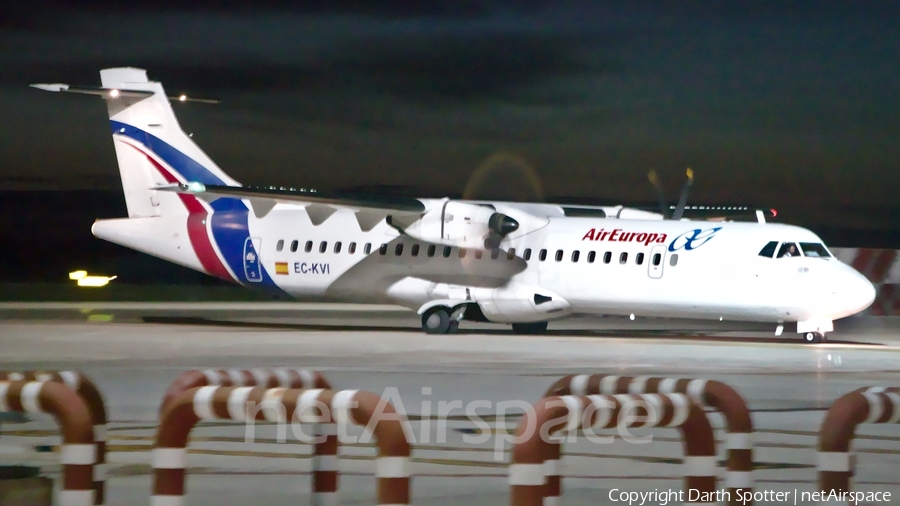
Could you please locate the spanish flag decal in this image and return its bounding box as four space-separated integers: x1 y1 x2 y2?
275 262 289 275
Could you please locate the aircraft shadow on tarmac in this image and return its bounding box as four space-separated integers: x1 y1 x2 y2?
140 316 878 346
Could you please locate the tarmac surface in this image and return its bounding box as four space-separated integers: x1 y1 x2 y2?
1 303 900 505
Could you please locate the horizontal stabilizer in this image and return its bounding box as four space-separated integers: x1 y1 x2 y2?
30 83 219 103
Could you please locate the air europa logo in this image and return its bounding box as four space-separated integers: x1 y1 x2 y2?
667 227 723 252
582 228 668 246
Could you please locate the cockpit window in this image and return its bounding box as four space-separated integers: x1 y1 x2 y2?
799 242 831 258
777 242 801 258
758 241 778 258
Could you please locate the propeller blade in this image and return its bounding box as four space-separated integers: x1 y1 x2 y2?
671 167 694 220
647 170 669 218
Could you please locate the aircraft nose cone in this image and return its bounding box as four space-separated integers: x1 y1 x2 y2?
848 270 876 314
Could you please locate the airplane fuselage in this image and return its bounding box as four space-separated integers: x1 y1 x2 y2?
93 200 875 331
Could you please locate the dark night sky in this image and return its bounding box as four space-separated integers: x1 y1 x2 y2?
1 1 899 275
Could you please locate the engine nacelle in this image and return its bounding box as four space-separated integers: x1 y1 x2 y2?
399 200 519 249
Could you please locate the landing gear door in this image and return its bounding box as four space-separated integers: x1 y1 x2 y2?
648 245 666 279
243 237 263 283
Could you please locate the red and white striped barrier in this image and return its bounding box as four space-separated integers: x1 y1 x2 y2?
509 393 716 506
160 368 330 413
152 386 411 506
160 368 335 502
545 374 752 505
0 371 107 505
818 388 900 494
0 380 96 506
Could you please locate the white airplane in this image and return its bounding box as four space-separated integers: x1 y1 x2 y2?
33 68 875 343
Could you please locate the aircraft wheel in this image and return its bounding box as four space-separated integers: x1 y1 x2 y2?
803 332 825 344
422 306 451 334
447 320 460 335
512 321 549 335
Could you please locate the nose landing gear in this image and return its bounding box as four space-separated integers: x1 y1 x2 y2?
803 332 827 344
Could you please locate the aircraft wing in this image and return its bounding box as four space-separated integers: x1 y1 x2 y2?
156 183 425 229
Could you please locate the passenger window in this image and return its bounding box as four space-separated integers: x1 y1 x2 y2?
305 241 313 253
652 253 662 266
334 242 342 254
459 248 467 258
619 252 628 264
636 252 644 265
443 246 452 258
349 242 357 254
395 244 404 256
319 241 328 253
411 244 419 257
571 251 580 263
539 249 548 261
669 254 679 266
276 240 284 252
799 242 831 258
364 243 372 255
507 248 516 260
603 252 612 264
427 245 436 257
491 249 500 260
777 242 800 258
474 250 483 259
523 248 532 261
758 241 778 258
379 244 388 255
555 250 563 262
587 251 596 263
290 240 299 253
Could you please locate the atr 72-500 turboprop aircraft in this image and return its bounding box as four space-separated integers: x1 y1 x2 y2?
33 68 875 343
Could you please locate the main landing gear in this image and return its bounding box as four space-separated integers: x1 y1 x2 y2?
803 332 827 344
421 306 461 335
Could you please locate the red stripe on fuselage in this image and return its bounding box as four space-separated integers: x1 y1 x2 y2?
120 141 234 281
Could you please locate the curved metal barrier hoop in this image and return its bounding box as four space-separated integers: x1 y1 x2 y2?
152 386 411 506
818 388 900 493
509 392 717 506
160 368 335 501
0 380 96 506
545 374 752 505
0 370 107 505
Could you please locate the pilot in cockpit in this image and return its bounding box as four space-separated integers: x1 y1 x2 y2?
777 242 801 258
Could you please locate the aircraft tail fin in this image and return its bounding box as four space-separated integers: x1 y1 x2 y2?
97 68 238 217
